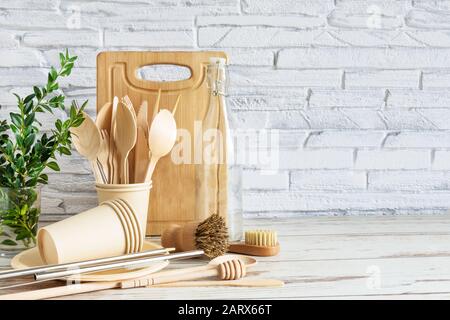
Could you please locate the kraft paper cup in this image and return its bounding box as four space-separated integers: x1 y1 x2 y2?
37 200 129 264
103 200 133 254
116 199 143 252
95 182 152 238
107 199 140 253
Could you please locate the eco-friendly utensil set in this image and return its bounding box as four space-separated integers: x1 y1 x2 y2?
0 252 284 300
71 92 180 185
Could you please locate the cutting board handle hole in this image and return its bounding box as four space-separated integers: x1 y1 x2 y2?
136 64 192 83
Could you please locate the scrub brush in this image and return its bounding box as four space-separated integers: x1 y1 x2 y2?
228 230 280 257
161 213 229 259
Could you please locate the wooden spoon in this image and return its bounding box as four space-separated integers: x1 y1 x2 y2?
114 101 137 184
122 96 137 182
70 111 102 182
144 109 177 182
95 102 112 132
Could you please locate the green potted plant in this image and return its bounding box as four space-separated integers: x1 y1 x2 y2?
0 50 86 253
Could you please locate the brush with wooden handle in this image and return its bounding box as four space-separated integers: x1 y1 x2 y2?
161 213 229 259
228 230 280 257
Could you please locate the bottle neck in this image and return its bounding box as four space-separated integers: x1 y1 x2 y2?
207 64 228 96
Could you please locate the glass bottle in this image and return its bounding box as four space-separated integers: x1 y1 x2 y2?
0 186 41 255
195 57 243 241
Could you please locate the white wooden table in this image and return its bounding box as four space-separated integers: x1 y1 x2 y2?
2 215 450 299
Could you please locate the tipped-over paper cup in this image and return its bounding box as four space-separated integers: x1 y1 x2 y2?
37 200 131 264
95 182 152 238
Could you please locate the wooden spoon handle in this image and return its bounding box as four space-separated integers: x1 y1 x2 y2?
0 282 118 300
144 156 158 182
120 264 217 289
121 267 218 288
119 155 130 184
152 279 284 288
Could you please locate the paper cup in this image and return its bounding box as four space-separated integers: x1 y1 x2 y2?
103 200 133 254
96 182 152 237
116 199 143 252
37 200 129 264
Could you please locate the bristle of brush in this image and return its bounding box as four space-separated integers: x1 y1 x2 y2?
195 213 229 259
245 230 278 247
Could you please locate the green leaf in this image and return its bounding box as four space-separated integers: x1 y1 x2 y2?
40 103 53 113
50 82 59 92
24 133 36 148
46 161 60 171
72 117 84 127
23 93 35 104
33 86 42 100
61 63 74 76
50 67 58 81
5 140 13 155
80 100 88 112
16 231 30 241
58 146 71 155
20 204 29 216
24 101 34 114
15 135 23 147
55 119 62 132
24 113 35 126
10 112 22 127
9 124 18 135
12 93 21 103
59 52 65 65
16 155 24 169
70 103 77 118
1 239 17 246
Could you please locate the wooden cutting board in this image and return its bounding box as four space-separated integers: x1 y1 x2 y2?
97 51 228 235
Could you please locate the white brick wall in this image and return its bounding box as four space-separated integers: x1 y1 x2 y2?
2 0 450 221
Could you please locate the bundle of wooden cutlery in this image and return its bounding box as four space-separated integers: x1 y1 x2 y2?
72 93 181 185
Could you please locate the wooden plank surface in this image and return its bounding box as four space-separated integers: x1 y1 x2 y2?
1 215 450 299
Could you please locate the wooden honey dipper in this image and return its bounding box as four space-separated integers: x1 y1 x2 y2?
121 257 250 288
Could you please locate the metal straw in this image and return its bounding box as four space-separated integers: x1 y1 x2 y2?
35 250 204 281
0 247 174 280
